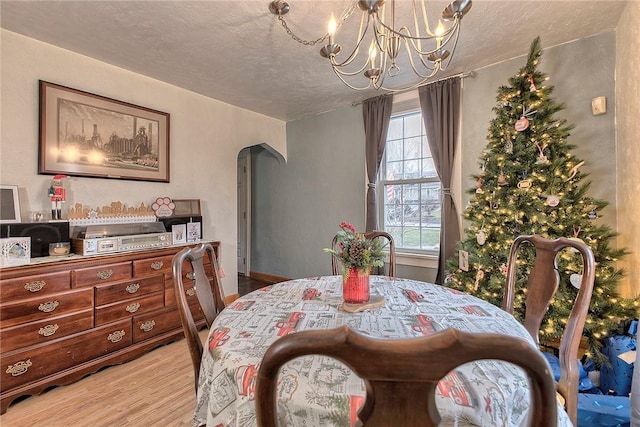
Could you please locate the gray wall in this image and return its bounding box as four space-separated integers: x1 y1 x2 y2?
252 32 617 281
251 106 366 279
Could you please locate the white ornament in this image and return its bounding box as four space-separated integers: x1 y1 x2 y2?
546 195 560 207
477 230 487 245
570 274 583 289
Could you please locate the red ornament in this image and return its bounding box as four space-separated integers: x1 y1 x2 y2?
515 117 529 132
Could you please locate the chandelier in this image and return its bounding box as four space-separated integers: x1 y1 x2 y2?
269 0 472 92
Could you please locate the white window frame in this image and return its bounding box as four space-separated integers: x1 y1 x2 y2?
376 91 441 268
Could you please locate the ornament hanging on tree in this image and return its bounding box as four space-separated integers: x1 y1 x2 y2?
474 269 485 291
490 192 499 209
505 134 513 154
566 161 585 181
535 142 550 164
589 210 598 220
515 104 538 132
570 273 583 289
525 73 537 92
497 172 508 186
477 228 487 245
546 194 560 207
515 117 529 132
517 171 532 189
476 177 484 194
568 227 584 253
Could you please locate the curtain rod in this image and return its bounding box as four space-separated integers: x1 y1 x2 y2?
351 70 476 107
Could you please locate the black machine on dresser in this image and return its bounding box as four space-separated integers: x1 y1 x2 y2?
0 221 70 258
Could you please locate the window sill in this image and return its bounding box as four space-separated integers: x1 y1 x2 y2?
394 252 438 269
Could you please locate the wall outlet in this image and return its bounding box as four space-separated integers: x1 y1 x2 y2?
459 250 469 271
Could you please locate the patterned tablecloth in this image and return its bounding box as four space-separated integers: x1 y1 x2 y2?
194 276 571 427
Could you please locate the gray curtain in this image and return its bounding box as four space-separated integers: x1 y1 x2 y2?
363 94 393 231
419 77 462 284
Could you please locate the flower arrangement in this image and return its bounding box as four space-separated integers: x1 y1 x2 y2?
324 222 385 274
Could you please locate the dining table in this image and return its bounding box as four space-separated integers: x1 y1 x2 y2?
193 275 572 427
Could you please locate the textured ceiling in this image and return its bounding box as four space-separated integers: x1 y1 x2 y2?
0 1 628 122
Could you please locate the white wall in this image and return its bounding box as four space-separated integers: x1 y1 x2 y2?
616 1 640 299
0 30 287 296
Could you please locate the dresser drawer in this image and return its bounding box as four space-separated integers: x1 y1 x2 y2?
133 306 181 342
0 288 94 329
1 319 131 391
95 275 164 306
0 271 71 302
165 278 208 307
74 262 132 287
0 309 94 352
95 292 165 326
133 255 174 276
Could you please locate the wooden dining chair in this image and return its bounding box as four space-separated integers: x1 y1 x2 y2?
502 234 595 426
172 242 226 391
255 326 558 427
331 230 397 277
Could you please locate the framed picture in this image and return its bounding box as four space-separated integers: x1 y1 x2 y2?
171 224 187 245
0 185 21 224
172 199 201 217
0 237 30 267
39 81 170 182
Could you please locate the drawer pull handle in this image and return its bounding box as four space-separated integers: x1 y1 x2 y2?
186 288 196 297
126 283 140 294
38 301 59 313
39 324 59 337
150 261 164 270
126 303 141 313
24 281 46 292
186 272 195 280
107 330 126 343
140 320 156 332
97 270 113 280
6 360 32 377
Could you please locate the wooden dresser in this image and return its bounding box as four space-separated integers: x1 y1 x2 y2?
0 242 219 414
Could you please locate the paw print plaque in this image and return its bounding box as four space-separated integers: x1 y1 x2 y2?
152 197 175 217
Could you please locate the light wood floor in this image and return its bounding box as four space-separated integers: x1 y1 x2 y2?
0 276 272 427
0 330 208 427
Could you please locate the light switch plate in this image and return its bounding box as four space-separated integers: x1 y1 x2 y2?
591 96 606 115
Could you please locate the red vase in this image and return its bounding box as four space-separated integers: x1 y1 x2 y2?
343 267 370 304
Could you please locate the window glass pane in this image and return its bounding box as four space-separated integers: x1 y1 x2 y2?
422 157 437 178
403 159 420 179
380 109 441 253
401 227 421 249
385 139 403 163
387 117 404 140
404 137 421 161
404 114 423 138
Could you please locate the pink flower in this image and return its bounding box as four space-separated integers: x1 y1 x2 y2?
340 222 356 234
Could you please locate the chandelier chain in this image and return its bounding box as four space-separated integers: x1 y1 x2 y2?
277 3 358 46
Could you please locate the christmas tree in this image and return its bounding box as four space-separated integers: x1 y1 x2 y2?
446 37 638 364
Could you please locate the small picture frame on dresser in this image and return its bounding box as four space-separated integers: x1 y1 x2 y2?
171 224 187 244
0 184 21 224
0 237 30 267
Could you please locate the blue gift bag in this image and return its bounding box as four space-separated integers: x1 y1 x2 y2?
600 320 638 396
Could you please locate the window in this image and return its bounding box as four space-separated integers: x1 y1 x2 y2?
379 110 441 254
